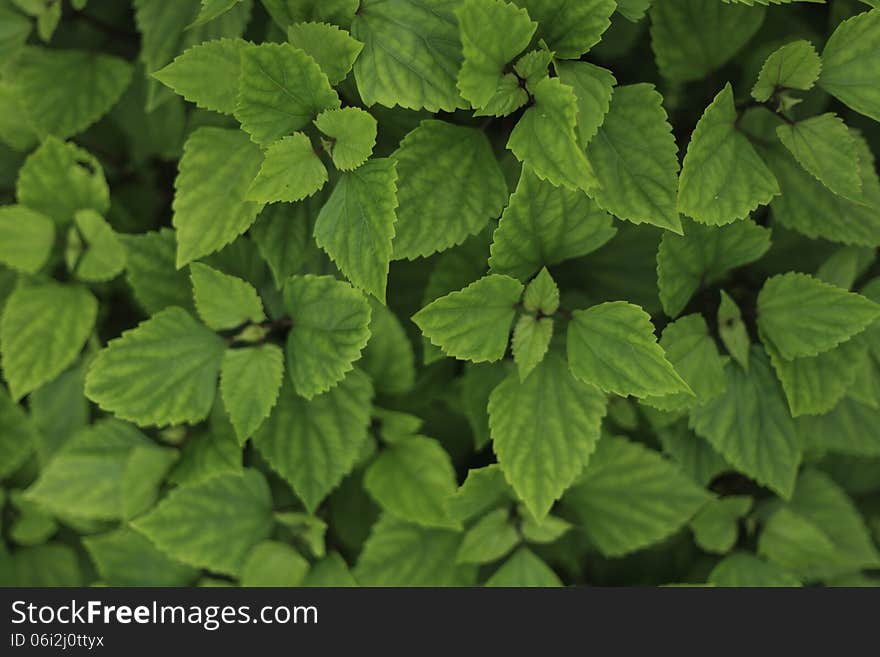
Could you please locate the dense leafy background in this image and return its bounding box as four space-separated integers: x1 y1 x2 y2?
1 0 880 587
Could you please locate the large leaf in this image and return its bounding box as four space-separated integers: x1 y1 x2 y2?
391 120 507 259
254 370 373 511
512 0 616 59
561 436 709 557
489 352 607 520
1 280 97 400
132 469 274 576
85 307 226 427
818 9 880 122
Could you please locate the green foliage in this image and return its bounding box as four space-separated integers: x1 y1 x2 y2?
2 0 879 589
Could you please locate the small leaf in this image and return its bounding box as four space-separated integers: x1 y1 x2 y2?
485 547 562 587
190 0 243 27
718 291 751 372
0 387 38 479
456 508 519 565
511 315 553 381
0 205 54 274
513 0 615 59
522 268 559 315
709 552 801 587
83 528 197 586
555 61 615 148
246 133 328 203
314 107 377 171
70 209 126 283
287 21 363 85
445 464 515 523
752 40 821 102
220 345 284 442
690 496 752 554
240 540 310 587
190 262 265 330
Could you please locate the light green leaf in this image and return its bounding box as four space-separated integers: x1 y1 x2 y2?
85 307 226 427
83 527 197 586
776 114 861 201
643 314 726 411
302 552 358 587
690 496 752 554
678 84 779 225
254 370 373 511
152 37 248 115
413 274 524 363
352 0 465 112
1 280 97 401
314 158 398 301
752 40 821 102
240 540 310 587
818 9 880 122
287 21 363 85
650 0 764 83
169 403 243 482
235 41 339 145
191 262 265 330
0 387 37 479
489 353 607 519
392 120 507 259
488 168 616 281
220 345 284 442
511 315 553 381
658 217 771 317
519 509 571 544
7 47 131 139
757 272 880 360
456 508 519 565
690 346 800 498
70 209 126 283
708 552 801 587
247 133 328 204
251 197 324 288
360 299 416 396
718 291 751 372
173 127 264 267
132 469 273 576
485 547 561 586
555 61 615 148
25 419 176 520
586 83 682 234
445 464 515 523
0 205 54 274
567 301 691 398
561 436 709 557
16 137 109 225
355 514 476 586
364 435 459 528
522 268 559 315
314 107 377 171
512 0 616 59
121 229 195 314
455 0 535 108
282 274 372 399
507 77 597 192
191 0 242 27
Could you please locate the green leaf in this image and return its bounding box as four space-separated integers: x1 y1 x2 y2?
314 107 377 171
302 552 358 587
489 353 607 519
360 299 416 396
513 0 616 59
658 217 772 317
678 84 780 225
121 229 195 314
240 540 310 587
650 0 764 83
251 197 324 288
797 396 880 457
586 83 682 234
287 21 363 85
83 527 197 586
0 386 37 479
282 274 372 399
657 420 730 488
455 0 535 109
16 137 109 226
1 280 97 400
522 268 559 315
511 315 553 381
391 120 507 259
85 307 226 427
555 61 615 148
519 508 571 544
70 210 126 283
757 272 880 360
567 301 691 398
246 133 328 204
169 403 243 482
561 436 709 557
776 114 861 201
261 0 359 28
690 347 800 498
352 0 465 112
513 49 552 91
132 469 274 576
690 496 752 554
718 291 751 372
364 435 459 528
818 9 880 122
7 47 131 139
0 544 84 587
235 41 339 145
445 464 515 523
220 345 284 442
413 274 523 363
708 552 801 587
507 77 597 192
0 5 30 64
25 419 176 520
254 370 373 511
173 127 264 267
190 262 265 330
456 508 519 565
816 246 875 290
488 168 616 281
191 0 243 27
314 158 398 301
0 205 54 274
355 514 476 586
152 37 248 115
642 314 726 411
751 40 821 102
485 547 561 586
